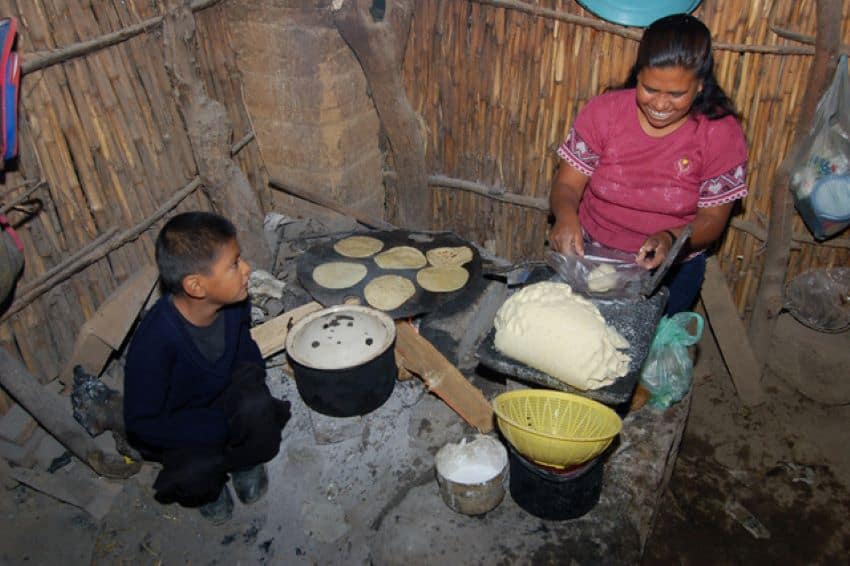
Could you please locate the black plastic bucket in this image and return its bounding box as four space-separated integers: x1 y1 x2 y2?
507 445 603 520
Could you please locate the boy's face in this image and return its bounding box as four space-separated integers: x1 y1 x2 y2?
196 239 251 305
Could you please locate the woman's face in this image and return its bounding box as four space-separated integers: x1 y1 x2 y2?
635 66 702 132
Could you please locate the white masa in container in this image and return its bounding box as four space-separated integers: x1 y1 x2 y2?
435 435 508 515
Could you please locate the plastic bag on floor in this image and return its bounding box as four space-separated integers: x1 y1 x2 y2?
785 55 850 240
640 312 704 408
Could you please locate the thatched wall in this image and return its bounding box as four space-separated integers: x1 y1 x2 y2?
402 0 850 315
1 0 849 411
0 0 266 405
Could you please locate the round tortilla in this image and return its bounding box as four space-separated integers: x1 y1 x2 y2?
312 262 368 289
334 235 384 258
374 246 427 270
425 246 473 267
416 265 470 293
364 275 415 311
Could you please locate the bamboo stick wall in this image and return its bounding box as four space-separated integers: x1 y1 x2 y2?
0 0 267 404
1 0 849 409
402 0 850 316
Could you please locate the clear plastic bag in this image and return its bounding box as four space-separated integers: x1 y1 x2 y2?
786 55 850 240
639 312 704 409
544 244 648 300
785 267 850 333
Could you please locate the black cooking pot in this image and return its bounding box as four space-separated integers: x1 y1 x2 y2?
285 305 397 417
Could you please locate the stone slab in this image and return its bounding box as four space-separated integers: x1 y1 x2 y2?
0 403 38 445
0 428 45 467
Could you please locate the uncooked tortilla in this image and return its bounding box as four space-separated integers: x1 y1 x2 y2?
364 275 416 310
334 235 384 258
312 262 368 289
416 265 469 292
493 281 631 390
374 246 427 269
426 246 473 267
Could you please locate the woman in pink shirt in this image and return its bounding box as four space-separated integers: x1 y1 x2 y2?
549 14 748 314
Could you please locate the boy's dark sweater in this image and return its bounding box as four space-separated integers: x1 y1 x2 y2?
124 295 263 451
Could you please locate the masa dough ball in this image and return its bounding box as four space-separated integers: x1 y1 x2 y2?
334 235 384 258
493 281 631 390
586 263 619 293
374 246 427 269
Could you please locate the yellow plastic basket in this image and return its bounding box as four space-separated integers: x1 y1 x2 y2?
492 389 623 469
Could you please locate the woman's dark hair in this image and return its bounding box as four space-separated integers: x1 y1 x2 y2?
155 211 237 295
623 13 737 120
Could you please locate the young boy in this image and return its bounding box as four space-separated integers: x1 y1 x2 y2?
124 211 290 524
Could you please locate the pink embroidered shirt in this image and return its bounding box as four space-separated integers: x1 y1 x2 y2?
557 89 748 253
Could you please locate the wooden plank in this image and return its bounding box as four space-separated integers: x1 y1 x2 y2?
8 464 124 520
0 403 39 446
61 263 158 380
700 257 765 406
394 321 494 433
250 302 324 359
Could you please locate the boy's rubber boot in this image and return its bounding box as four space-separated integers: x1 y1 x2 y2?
231 464 268 505
199 485 233 525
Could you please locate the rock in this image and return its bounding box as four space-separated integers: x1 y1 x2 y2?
249 269 287 301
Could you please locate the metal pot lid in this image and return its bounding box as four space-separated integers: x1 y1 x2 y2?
285 305 396 370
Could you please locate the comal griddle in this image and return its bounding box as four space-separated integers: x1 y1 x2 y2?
297 229 482 319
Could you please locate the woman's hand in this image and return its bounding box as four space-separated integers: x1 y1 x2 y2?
635 230 675 270
549 163 590 256
635 203 735 269
549 218 585 256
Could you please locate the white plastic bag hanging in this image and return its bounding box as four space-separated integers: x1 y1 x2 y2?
785 55 850 240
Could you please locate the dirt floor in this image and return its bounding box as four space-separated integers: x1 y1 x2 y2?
1 311 848 565
643 312 850 565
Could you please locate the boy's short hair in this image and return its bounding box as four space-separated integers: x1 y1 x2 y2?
155 211 237 295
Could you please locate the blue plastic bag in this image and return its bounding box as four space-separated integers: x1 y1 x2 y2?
639 312 704 408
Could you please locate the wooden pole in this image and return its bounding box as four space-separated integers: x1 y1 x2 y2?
770 24 850 56
467 0 822 55
0 348 140 479
332 0 430 230
21 0 224 74
1 178 202 321
161 0 272 269
748 0 843 365
268 178 395 230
